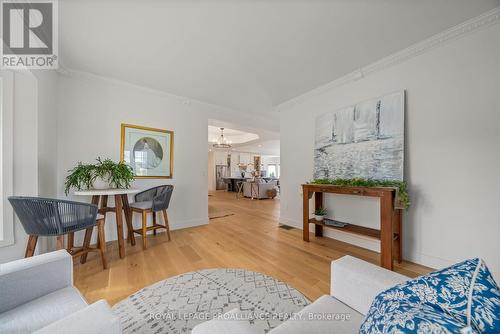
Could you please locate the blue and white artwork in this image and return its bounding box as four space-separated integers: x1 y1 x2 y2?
314 91 405 180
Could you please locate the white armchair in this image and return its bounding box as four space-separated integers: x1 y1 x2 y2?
0 250 121 334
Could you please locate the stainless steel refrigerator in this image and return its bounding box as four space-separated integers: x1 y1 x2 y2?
216 165 229 190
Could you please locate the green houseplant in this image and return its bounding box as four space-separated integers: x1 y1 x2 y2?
64 158 134 195
314 207 327 221
310 178 410 209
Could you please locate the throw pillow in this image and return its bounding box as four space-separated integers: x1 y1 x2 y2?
359 258 500 334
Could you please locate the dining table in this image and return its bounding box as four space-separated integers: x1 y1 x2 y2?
74 188 141 259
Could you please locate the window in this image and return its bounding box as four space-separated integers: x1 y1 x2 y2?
267 164 280 178
0 71 14 247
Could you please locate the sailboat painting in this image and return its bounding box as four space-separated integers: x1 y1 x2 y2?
314 91 405 181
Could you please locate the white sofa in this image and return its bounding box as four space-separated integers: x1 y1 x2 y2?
193 255 409 334
0 250 121 334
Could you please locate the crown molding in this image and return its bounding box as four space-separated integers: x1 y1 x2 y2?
56 65 279 126
275 6 500 113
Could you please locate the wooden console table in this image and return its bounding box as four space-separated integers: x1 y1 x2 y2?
302 184 402 270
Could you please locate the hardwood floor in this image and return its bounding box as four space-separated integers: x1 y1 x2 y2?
74 191 432 305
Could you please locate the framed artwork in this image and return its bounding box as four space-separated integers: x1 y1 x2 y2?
314 91 405 181
120 123 173 178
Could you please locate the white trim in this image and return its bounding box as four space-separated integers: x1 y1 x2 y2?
279 216 301 228
57 66 279 124
275 6 500 113
170 217 209 231
0 70 14 247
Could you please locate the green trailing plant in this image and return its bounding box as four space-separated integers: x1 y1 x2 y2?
314 207 327 216
310 178 410 209
64 158 134 195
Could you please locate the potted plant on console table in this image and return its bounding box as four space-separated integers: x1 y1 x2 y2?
64 157 134 195
310 178 410 210
314 207 327 221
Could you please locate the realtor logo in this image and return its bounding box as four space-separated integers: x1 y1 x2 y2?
1 0 58 69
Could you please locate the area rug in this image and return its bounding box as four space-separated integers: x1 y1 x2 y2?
112 268 310 333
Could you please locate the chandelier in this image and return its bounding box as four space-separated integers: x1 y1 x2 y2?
213 127 232 149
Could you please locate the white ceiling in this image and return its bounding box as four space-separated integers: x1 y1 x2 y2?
208 119 280 155
235 140 281 157
60 1 499 116
208 125 259 144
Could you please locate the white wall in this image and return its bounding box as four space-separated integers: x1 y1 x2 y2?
36 71 59 198
57 73 209 240
0 71 39 262
280 22 500 279
0 70 59 263
56 72 267 241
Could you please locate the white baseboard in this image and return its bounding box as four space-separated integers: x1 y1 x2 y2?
279 216 301 228
279 216 500 282
322 229 380 253
170 217 209 230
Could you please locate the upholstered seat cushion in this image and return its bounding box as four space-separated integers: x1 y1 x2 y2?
130 201 153 210
360 258 500 334
0 286 88 334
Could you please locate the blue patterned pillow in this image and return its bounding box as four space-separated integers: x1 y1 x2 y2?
359 258 500 334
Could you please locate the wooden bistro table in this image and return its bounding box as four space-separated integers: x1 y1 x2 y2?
74 188 141 259
302 184 402 271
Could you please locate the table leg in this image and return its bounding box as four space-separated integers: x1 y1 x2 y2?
114 194 126 258
67 232 74 250
91 195 100 206
97 195 108 249
80 227 93 264
121 194 136 246
393 209 402 263
380 193 394 270
56 235 64 250
314 192 323 237
100 195 108 211
79 195 100 262
303 188 310 241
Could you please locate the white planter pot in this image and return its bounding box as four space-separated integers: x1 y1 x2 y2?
92 176 110 190
314 215 325 221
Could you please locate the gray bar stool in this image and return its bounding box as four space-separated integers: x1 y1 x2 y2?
8 196 107 269
129 185 174 249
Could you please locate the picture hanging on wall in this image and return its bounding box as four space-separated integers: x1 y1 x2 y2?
314 91 405 181
121 123 173 178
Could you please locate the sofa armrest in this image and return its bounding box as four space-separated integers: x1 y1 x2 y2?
331 256 409 315
34 300 121 334
0 250 73 313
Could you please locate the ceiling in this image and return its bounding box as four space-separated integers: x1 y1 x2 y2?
208 120 280 155
59 1 499 116
235 140 280 157
208 125 259 144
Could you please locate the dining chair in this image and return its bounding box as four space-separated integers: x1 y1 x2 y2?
8 196 107 269
129 185 174 249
